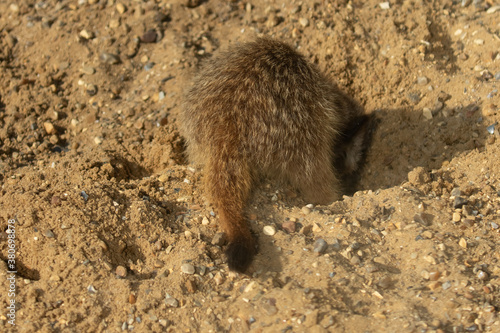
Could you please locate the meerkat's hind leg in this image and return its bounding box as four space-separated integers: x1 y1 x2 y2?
293 158 341 205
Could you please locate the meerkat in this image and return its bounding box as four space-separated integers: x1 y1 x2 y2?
179 37 373 273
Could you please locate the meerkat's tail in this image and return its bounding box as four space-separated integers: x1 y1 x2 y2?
205 154 256 273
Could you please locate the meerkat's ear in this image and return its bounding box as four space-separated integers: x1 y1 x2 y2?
334 113 376 195
342 114 374 174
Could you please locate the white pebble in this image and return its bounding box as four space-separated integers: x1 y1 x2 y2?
422 108 433 120
417 76 428 85
79 29 94 40
454 29 463 36
486 5 500 14
474 39 484 45
379 2 390 9
181 263 195 274
299 18 309 27
301 206 312 214
263 225 276 236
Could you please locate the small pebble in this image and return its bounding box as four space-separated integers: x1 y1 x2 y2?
43 122 56 135
282 220 296 233
377 276 393 289
476 270 488 281
429 271 440 281
299 18 309 27
129 294 136 304
94 136 103 145
453 197 468 209
312 223 322 233
263 225 276 236
9 3 19 12
316 21 326 29
434 100 443 112
58 62 69 70
214 272 224 285
153 259 164 268
474 39 484 45
79 29 94 39
100 52 120 64
44 229 55 238
181 263 195 275
158 269 169 278
459 238 467 249
474 65 484 72
421 230 433 239
87 285 97 294
452 212 461 222
211 232 227 246
262 299 278 315
133 119 144 130
413 213 432 226
486 5 500 13
49 275 61 282
80 66 95 75
80 191 89 202
164 294 179 308
313 238 328 254
417 76 428 85
407 92 420 103
408 166 430 185
350 255 361 265
86 84 97 96
266 14 280 28
486 123 496 134
49 135 59 144
141 30 157 43
379 1 390 9
109 19 120 28
184 280 197 293
51 196 62 206
301 206 311 214
422 108 433 120
428 281 441 291
116 3 126 14
116 265 127 277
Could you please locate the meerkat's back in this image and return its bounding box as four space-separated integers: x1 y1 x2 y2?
180 37 372 272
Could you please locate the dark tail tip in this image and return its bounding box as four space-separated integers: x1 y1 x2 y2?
226 239 256 273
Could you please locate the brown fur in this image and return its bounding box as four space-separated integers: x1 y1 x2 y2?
179 37 373 272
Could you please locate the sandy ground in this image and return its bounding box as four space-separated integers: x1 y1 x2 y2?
0 0 499 332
